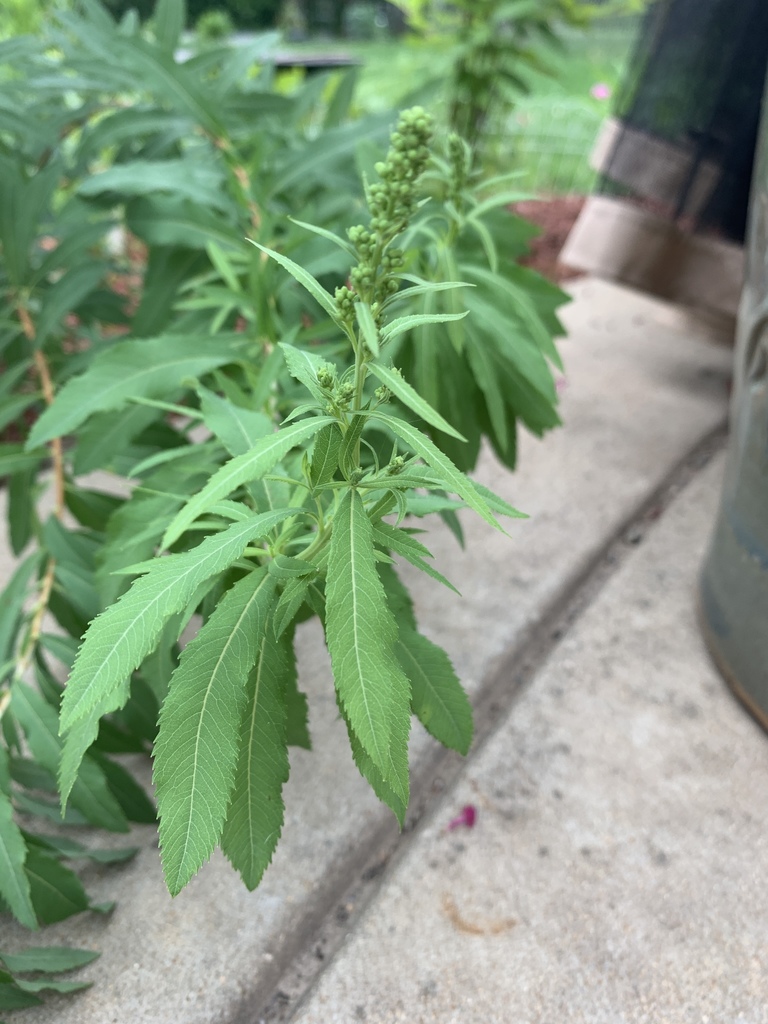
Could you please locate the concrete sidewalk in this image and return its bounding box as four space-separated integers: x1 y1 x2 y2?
295 450 768 1024
2 278 747 1024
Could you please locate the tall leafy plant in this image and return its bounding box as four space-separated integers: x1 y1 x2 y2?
37 108 526 895
0 0 564 1000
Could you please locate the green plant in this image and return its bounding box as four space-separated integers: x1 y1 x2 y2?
0 0 564 1003
195 8 234 42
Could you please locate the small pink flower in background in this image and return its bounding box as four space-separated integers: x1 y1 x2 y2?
555 376 568 394
590 83 612 101
447 804 477 831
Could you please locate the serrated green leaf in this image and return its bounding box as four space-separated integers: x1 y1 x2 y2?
198 385 272 458
371 521 459 595
369 362 466 441
355 301 380 357
380 310 467 343
221 625 291 890
279 342 334 403
368 411 501 531
340 702 408 826
78 160 225 208
59 509 297 747
273 577 310 638
396 631 473 754
248 240 341 323
325 489 410 792
0 749 37 930
28 334 244 448
11 683 130 834
155 570 277 896
288 217 356 257
310 423 342 487
0 947 99 974
161 417 332 549
282 633 310 749
472 481 527 519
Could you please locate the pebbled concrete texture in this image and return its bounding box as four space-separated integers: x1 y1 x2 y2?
295 453 768 1024
0 278 735 1023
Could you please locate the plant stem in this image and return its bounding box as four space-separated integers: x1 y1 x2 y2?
17 302 65 520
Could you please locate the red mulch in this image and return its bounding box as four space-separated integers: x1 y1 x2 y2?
512 196 586 284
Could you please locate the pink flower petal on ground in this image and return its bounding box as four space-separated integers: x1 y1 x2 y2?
448 804 477 831
590 83 612 101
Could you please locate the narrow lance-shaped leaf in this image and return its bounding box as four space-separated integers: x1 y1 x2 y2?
0 947 99 974
28 334 245 448
59 508 298 744
0 747 37 929
247 240 342 324
221 625 291 890
310 423 342 488
161 416 332 549
11 682 129 833
280 342 334 403
154 569 277 896
369 361 466 441
325 488 411 793
197 384 272 457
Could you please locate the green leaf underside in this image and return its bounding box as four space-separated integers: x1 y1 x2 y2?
310 424 342 487
59 509 297 767
280 343 334 403
161 416 333 549
325 490 410 797
155 569 277 896
369 361 466 441
396 631 473 755
221 628 291 890
28 334 244 448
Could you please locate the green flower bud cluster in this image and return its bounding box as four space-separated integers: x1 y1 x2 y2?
341 107 434 317
334 285 356 324
386 455 405 475
374 385 391 403
316 366 336 391
334 380 355 405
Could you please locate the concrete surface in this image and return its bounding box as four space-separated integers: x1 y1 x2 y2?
294 452 768 1024
0 278 737 1023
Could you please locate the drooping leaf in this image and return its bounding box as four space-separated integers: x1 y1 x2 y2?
0 947 99 974
161 416 332 549
396 631 473 754
155 569 277 896
221 624 291 890
10 683 130 834
371 521 459 594
0 971 42 1010
28 334 245 447
24 850 89 925
59 509 297 753
325 489 410 797
0 748 37 930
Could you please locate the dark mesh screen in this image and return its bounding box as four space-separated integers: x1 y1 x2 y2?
597 0 768 243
